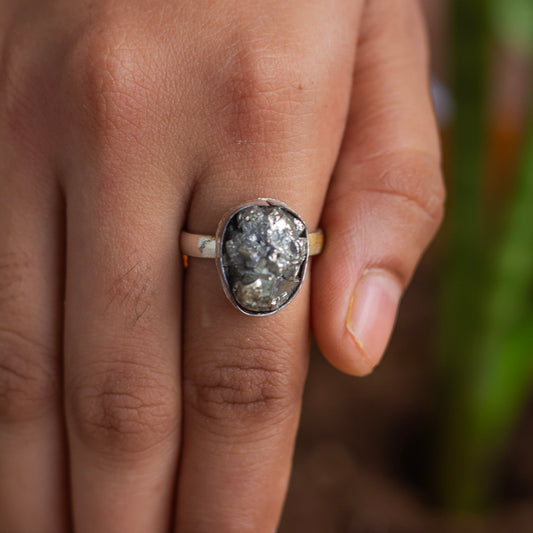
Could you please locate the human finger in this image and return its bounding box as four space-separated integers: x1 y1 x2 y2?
60 23 190 532
0 59 68 533
312 0 445 376
174 4 363 530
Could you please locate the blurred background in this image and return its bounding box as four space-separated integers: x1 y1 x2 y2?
280 1 533 531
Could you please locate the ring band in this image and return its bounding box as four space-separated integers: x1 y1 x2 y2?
180 198 324 316
180 228 324 258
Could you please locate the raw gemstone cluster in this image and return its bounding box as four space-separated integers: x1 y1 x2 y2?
220 204 308 315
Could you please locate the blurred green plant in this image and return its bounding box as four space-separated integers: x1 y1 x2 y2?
491 0 533 54
436 0 533 512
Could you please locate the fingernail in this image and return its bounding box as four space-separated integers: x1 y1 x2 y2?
346 271 403 372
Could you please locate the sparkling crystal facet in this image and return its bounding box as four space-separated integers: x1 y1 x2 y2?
220 204 308 314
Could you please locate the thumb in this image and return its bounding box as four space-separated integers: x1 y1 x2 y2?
312 0 445 376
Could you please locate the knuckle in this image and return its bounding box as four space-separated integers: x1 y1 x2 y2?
68 356 178 456
0 328 58 423
384 153 445 227
213 37 317 144
357 149 445 229
184 339 301 429
66 18 165 140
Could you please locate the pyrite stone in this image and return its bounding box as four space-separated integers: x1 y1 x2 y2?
217 200 309 315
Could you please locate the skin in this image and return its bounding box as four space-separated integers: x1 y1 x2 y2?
0 0 444 531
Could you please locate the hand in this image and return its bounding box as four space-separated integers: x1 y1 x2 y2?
0 0 443 531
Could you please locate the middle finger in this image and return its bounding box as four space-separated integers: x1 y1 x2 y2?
60 24 191 532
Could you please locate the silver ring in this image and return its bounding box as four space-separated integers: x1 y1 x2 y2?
180 198 324 316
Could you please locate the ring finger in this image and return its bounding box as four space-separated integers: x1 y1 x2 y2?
175 6 362 529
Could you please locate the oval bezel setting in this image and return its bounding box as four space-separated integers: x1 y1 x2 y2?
216 199 309 316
